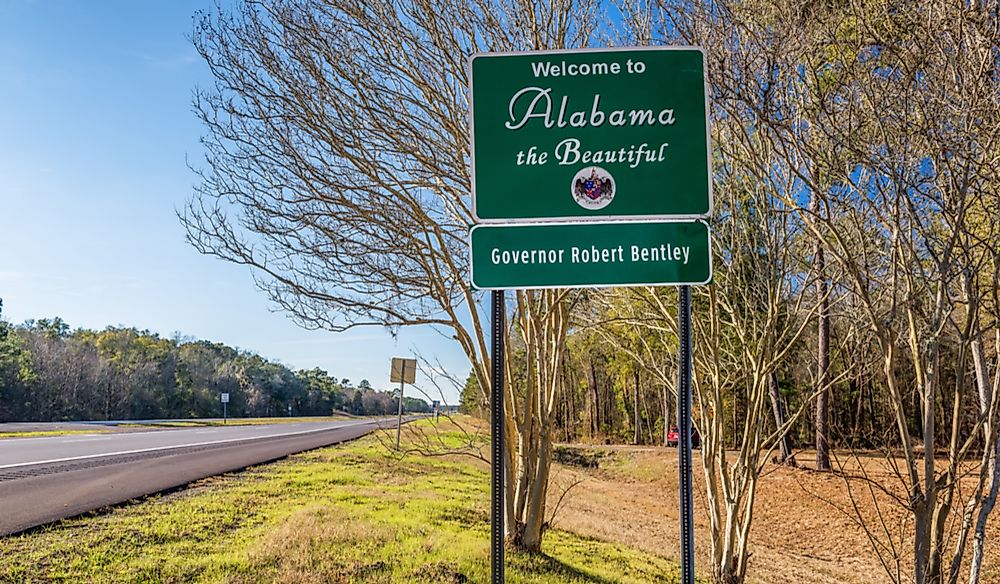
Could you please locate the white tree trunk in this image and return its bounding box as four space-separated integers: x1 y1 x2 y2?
969 334 999 584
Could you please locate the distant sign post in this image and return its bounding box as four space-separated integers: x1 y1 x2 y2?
469 46 711 584
220 393 229 424
390 357 417 449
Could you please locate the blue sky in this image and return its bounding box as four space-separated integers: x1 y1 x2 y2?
0 0 469 403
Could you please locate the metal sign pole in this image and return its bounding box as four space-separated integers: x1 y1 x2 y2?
396 361 406 450
678 285 695 584
490 289 505 584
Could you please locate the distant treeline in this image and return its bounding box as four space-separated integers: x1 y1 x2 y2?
0 308 428 422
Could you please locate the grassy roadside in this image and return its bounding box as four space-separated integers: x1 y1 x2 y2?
0 418 684 583
116 416 354 429
0 429 111 440
0 417 355 439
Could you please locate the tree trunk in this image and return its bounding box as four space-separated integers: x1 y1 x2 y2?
568 369 582 439
663 382 671 447
589 359 600 438
815 236 832 471
644 392 655 444
634 369 640 445
914 500 932 584
969 334 999 584
732 386 739 449
851 378 863 446
768 372 795 465
971 439 1000 584
929 492 951 584
518 432 552 551
503 289 570 554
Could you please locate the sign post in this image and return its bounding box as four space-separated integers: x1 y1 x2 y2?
220 392 229 424
390 357 417 449
490 290 505 584
678 285 694 584
469 46 711 584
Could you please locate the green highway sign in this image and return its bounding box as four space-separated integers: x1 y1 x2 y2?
470 47 711 223
470 220 711 289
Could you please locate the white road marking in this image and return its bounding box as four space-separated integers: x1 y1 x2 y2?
0 419 388 470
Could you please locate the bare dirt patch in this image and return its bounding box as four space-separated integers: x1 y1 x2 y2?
546 446 1000 584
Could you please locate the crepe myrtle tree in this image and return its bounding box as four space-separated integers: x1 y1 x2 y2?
593 153 822 584
774 7 1000 584
182 0 606 552
672 1 1000 582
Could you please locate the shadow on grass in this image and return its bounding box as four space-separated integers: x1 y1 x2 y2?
511 551 618 584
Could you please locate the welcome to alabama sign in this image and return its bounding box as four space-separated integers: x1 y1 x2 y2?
469 47 712 223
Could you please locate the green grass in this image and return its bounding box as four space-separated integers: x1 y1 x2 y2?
0 417 356 438
117 416 353 429
0 419 682 583
0 429 110 440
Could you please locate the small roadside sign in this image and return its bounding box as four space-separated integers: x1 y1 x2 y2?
220 393 230 403
390 357 417 384
390 357 417 450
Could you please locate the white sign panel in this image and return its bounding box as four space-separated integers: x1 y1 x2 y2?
390 357 417 384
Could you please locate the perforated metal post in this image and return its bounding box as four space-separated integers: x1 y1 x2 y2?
678 285 695 584
395 360 405 450
490 289 505 584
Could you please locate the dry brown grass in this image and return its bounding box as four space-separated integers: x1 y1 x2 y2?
241 505 397 584
545 445 1000 584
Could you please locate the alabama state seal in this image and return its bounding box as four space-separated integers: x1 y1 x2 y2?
571 166 615 210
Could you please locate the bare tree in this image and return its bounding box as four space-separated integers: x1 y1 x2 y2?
813 190 832 471
182 0 606 552
767 371 795 465
711 2 1000 582
591 110 825 584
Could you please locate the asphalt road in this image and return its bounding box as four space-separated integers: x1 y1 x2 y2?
0 418 399 536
